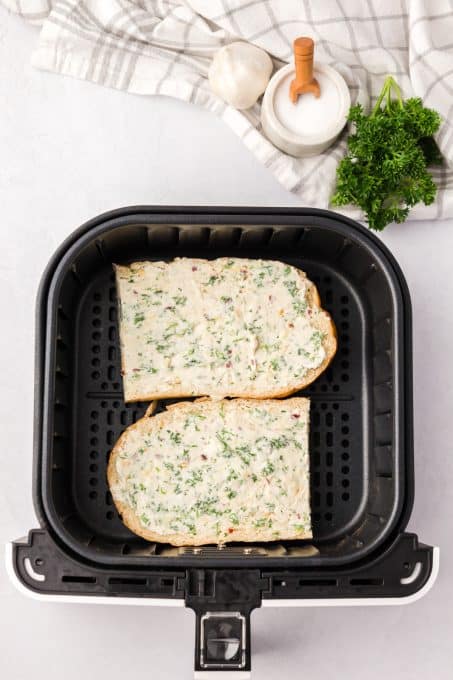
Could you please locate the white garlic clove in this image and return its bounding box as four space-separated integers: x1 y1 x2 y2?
209 41 273 110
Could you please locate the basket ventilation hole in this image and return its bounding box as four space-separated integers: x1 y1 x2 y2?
349 578 383 586
62 575 96 584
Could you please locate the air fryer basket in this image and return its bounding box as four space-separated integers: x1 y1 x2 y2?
10 208 436 675
37 208 409 568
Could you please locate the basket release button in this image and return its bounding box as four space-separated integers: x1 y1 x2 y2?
200 612 246 669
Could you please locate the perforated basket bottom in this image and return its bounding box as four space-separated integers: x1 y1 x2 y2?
73 258 366 555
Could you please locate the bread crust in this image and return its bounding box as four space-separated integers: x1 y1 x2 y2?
115 261 337 402
107 397 312 546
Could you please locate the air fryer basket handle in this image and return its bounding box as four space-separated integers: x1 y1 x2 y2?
185 569 266 675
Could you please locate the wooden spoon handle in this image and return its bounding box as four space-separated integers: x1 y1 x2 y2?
293 37 315 88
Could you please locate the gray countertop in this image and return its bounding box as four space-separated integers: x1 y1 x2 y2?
0 9 452 680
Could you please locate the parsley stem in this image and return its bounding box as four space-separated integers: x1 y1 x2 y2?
372 75 403 117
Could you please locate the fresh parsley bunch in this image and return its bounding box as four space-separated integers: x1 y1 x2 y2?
332 76 442 231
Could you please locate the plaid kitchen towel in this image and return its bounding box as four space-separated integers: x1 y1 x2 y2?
3 0 453 222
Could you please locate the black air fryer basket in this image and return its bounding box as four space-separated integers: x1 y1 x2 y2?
9 208 438 675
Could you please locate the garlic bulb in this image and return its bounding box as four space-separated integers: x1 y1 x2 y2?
209 42 273 110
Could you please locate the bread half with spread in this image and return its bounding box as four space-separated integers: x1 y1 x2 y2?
115 258 336 401
107 397 311 546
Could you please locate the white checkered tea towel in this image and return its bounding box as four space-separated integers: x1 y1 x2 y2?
3 0 453 222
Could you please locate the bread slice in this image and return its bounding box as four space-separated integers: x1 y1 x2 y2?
108 397 311 546
115 258 336 402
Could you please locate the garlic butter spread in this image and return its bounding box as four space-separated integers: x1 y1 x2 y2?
110 398 311 543
115 258 327 401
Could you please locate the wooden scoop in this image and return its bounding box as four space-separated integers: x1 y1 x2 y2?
289 37 320 103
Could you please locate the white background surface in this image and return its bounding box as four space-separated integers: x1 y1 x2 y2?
1 9 452 679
